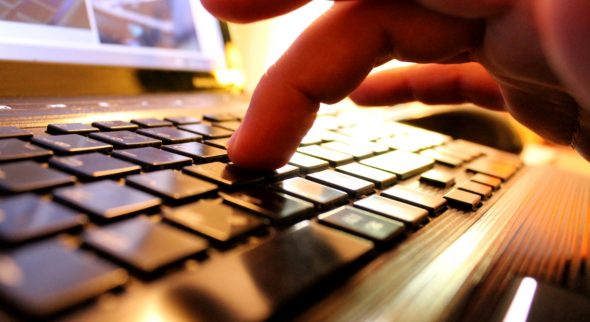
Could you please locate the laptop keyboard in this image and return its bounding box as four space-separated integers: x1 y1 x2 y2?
0 111 522 321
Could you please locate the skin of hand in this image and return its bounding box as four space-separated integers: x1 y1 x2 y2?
201 0 590 170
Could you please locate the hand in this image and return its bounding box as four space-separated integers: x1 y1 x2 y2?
201 0 590 169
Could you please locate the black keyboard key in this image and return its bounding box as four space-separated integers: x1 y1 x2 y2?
137 127 202 144
420 149 463 167
321 141 374 160
126 170 218 202
467 158 516 181
444 189 482 211
269 164 300 181
84 217 208 274
0 161 75 193
354 195 429 228
49 153 141 180
361 151 435 179
318 206 405 244
212 121 241 131
203 112 241 122
46 123 99 135
130 118 173 128
419 169 456 188
162 142 227 163
288 152 329 174
178 124 233 139
54 181 161 221
0 126 32 140
205 137 230 149
307 169 374 197
89 131 161 149
0 139 53 162
335 162 397 189
458 181 493 199
381 185 447 216
273 177 348 211
470 173 502 190
183 162 265 190
92 120 139 131
0 194 86 244
32 134 113 154
164 198 265 243
164 222 372 321
220 188 314 226
112 147 192 170
164 116 201 125
298 145 354 166
0 240 127 318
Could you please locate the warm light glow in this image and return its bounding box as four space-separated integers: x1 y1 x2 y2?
502 277 538 322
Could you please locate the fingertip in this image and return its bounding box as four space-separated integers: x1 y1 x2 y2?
227 130 291 170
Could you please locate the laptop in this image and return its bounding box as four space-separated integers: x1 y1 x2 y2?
0 1 589 321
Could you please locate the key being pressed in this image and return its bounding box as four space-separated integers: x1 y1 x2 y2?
361 151 434 179
112 147 192 170
84 217 208 274
336 162 397 189
318 206 405 245
32 134 113 154
220 188 314 226
164 198 265 243
381 185 447 216
54 181 161 221
0 194 86 244
126 170 218 203
89 131 161 149
273 177 348 211
158 221 372 322
49 153 141 180
0 161 75 193
183 162 265 190
0 139 53 162
354 195 429 229
307 169 375 198
0 240 127 318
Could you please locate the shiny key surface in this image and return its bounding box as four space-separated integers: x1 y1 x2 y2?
0 240 127 318
221 188 314 226
32 134 113 154
137 127 202 144
204 137 230 149
155 222 373 322
112 147 192 170
307 169 375 198
0 126 33 140
419 169 456 188
203 112 241 122
0 194 86 244
459 181 493 199
53 181 161 221
467 158 516 181
336 162 397 189
183 162 265 190
212 121 241 131
131 118 173 128
0 139 53 163
49 153 141 180
444 189 482 211
162 142 227 163
361 151 435 179
178 124 233 139
420 149 463 167
273 177 348 211
298 145 354 167
470 173 502 190
318 206 405 244
92 121 139 131
381 185 447 216
163 198 265 243
46 123 99 135
126 170 218 202
89 131 161 149
354 195 429 228
0 161 75 193
84 217 208 274
288 152 330 174
321 141 374 160
164 116 201 125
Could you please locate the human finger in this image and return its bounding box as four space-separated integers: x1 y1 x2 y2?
350 63 505 110
227 0 482 170
416 0 510 18
200 0 311 23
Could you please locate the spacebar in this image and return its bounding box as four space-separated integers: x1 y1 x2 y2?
168 221 373 322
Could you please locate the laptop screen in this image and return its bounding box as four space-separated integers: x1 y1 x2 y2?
0 0 226 72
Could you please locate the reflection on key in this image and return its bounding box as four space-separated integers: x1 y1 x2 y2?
288 152 329 174
298 145 354 167
361 151 434 179
354 195 429 229
126 170 218 203
0 139 53 163
318 206 405 244
381 185 447 216
0 161 75 193
336 162 397 189
307 169 374 198
274 177 348 211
